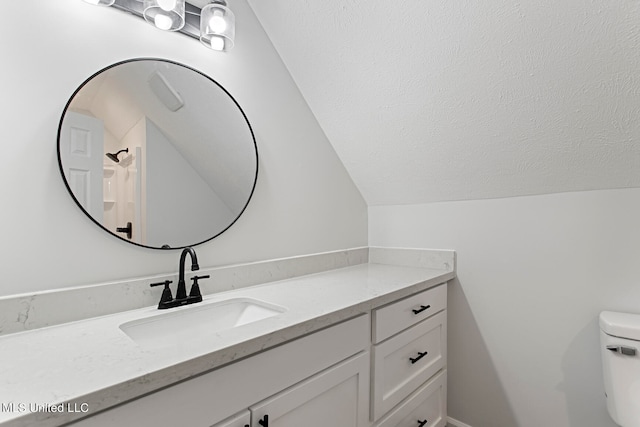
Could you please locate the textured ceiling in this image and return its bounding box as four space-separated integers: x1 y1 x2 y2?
247 0 640 205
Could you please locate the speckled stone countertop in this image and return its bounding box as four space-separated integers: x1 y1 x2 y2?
0 257 454 427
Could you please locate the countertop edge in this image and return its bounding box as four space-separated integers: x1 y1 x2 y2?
2 268 454 427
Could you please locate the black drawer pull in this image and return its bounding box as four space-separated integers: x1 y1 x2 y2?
410 351 428 364
244 425 249 427
258 415 269 426
418 420 428 427
412 305 431 315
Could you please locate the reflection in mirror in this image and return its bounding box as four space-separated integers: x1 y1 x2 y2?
57 59 257 249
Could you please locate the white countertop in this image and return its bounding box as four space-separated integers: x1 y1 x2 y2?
0 262 454 427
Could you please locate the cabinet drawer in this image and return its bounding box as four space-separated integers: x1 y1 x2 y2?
373 284 447 343
372 311 447 420
375 369 446 427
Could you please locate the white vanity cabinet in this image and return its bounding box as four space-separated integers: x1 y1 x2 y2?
249 352 369 427
371 284 447 427
70 283 448 427
210 353 370 427
71 315 370 427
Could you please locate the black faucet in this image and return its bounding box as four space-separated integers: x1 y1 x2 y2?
176 247 199 300
149 247 209 309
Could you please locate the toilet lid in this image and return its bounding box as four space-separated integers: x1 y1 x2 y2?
600 311 640 341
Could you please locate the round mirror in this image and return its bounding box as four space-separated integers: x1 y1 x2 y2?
57 58 258 249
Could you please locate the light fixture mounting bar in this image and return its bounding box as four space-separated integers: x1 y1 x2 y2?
111 0 202 41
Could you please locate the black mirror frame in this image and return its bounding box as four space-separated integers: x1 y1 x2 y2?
56 58 258 250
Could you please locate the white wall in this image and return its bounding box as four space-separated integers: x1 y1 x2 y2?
145 118 234 247
370 188 640 427
0 0 367 297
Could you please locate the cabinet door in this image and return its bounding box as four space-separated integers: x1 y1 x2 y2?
69 316 369 427
212 410 251 427
250 352 369 427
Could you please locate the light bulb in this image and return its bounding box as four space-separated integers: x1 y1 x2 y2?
157 0 177 11
208 10 227 33
210 35 225 51
155 14 173 30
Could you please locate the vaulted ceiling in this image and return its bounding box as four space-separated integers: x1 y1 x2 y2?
248 0 640 205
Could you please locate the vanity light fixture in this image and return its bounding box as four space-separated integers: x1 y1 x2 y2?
200 1 235 51
143 0 185 31
82 0 235 52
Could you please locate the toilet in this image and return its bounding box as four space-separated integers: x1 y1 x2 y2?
600 311 640 426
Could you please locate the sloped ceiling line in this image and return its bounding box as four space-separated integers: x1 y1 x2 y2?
248 0 640 205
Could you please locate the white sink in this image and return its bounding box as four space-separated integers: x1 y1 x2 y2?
120 298 286 349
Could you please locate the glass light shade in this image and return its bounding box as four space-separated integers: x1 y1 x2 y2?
83 0 116 5
200 3 235 51
143 0 185 31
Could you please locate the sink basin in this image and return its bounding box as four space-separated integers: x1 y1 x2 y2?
120 298 286 349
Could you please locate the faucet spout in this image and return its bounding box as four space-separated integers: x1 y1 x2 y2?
149 247 208 309
176 247 199 300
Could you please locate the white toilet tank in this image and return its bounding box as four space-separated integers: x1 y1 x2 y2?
600 311 640 427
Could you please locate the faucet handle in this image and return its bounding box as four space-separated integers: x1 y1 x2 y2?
188 275 209 301
150 280 173 287
150 280 173 305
